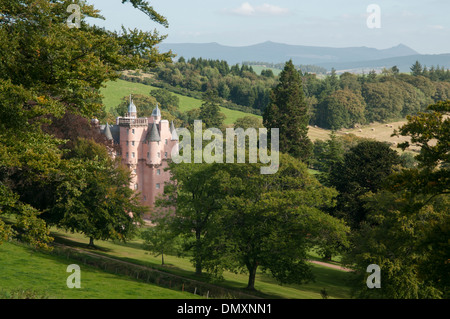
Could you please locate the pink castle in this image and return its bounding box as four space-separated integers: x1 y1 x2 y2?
102 95 178 219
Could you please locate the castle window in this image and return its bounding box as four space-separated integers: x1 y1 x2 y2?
126 141 129 146
157 169 161 175
165 139 168 145
164 152 168 158
157 152 160 158
156 183 160 189
143 196 147 201
132 152 135 158
133 169 137 174
134 184 138 190
126 152 129 158
132 129 135 134
147 152 150 158
132 141 135 146
127 129 129 134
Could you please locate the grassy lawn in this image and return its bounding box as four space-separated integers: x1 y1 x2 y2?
50 229 352 299
0 241 200 299
100 79 261 125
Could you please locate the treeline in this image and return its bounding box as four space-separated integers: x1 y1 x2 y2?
242 61 328 74
142 57 277 112
306 65 450 129
121 59 450 130
410 60 450 81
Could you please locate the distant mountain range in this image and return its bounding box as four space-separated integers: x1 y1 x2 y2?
157 41 450 73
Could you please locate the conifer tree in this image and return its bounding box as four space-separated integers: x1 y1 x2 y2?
263 60 312 162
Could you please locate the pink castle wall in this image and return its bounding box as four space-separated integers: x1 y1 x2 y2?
115 109 177 219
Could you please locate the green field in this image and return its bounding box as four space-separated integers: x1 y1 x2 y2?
0 241 200 299
46 229 352 299
100 79 261 125
249 65 282 76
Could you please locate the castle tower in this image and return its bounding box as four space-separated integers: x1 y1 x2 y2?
127 94 137 118
106 99 177 219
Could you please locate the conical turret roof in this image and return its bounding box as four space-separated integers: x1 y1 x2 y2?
128 94 137 115
151 103 161 118
147 122 161 142
170 121 178 141
104 122 113 141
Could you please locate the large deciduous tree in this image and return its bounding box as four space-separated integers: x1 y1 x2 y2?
0 0 171 246
328 140 402 228
344 101 449 299
216 154 348 290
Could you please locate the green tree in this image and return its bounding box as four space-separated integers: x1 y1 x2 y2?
344 191 448 299
150 89 180 114
199 90 225 128
344 103 449 298
234 116 263 130
157 162 228 276
114 94 157 118
411 60 423 76
216 154 348 290
141 209 180 266
329 140 402 228
0 0 170 246
345 102 449 298
312 132 345 186
316 89 366 129
47 138 146 247
263 60 313 162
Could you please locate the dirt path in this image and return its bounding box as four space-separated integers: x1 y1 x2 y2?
308 260 352 272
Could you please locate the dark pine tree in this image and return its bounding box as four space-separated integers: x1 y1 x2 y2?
263 60 313 162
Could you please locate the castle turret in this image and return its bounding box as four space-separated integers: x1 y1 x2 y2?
146 122 161 165
104 122 113 141
128 94 137 118
170 121 178 141
151 103 161 123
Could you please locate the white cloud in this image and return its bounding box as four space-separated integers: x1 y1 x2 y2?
225 2 290 17
231 2 255 16
256 4 290 16
428 25 444 30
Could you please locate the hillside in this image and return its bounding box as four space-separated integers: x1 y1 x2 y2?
100 79 261 125
317 53 450 74
0 241 199 299
157 41 419 67
101 79 419 148
156 41 450 74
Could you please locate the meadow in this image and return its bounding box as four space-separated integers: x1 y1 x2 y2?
41 229 353 299
0 240 200 299
100 79 261 125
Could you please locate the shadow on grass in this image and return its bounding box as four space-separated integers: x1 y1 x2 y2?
51 232 112 253
255 264 352 299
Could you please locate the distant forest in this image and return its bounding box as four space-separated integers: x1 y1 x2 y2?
121 58 450 130
242 61 328 75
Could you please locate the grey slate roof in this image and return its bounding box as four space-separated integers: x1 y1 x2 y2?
147 122 161 142
170 121 178 141
128 95 137 115
151 103 161 118
104 123 113 141
100 124 120 144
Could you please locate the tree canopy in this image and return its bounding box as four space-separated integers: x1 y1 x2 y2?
0 0 170 247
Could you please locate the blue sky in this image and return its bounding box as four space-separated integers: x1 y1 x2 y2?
87 0 450 54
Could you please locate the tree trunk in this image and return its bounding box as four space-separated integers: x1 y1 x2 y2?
246 263 258 291
195 229 202 276
161 250 165 265
195 262 202 276
89 237 95 247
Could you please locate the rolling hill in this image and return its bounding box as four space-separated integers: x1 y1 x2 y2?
156 41 450 73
